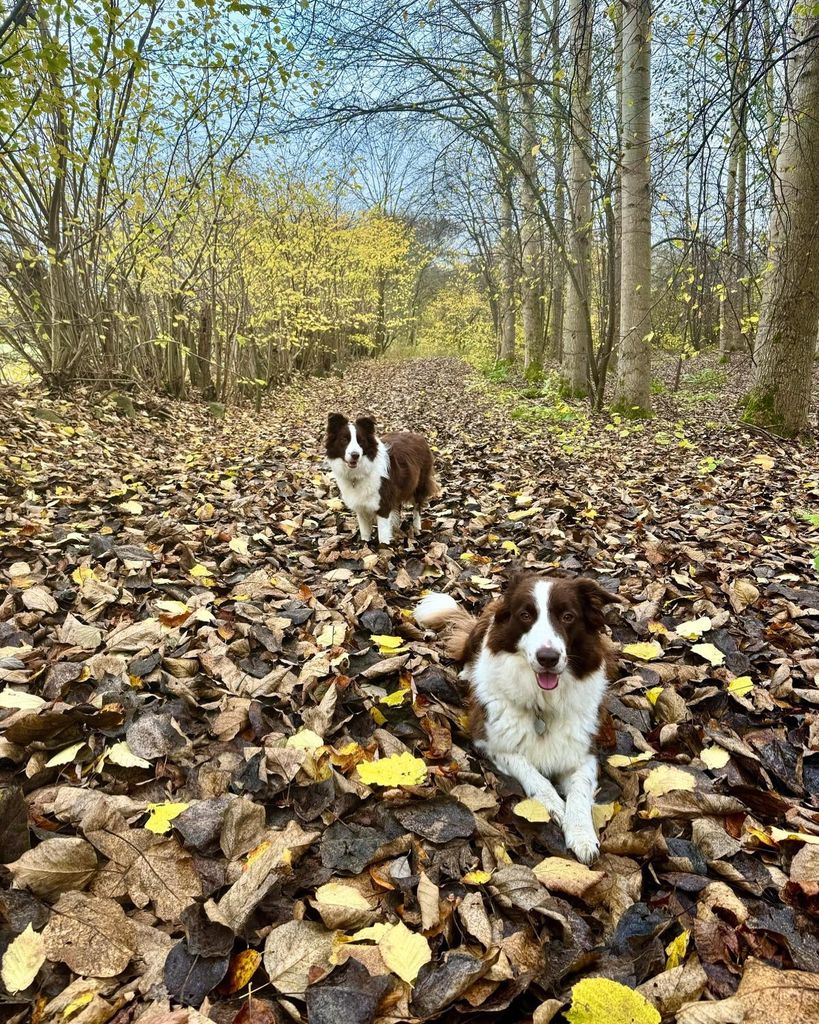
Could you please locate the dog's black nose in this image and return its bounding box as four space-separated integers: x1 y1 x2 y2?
348 453 360 462
536 646 560 669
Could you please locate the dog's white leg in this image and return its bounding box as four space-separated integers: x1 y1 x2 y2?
356 512 373 543
485 749 566 824
561 754 600 864
412 506 422 532
377 514 394 546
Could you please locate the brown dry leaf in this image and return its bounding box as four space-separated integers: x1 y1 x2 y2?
262 919 335 995
8 837 98 900
677 958 819 1023
532 857 607 897
42 892 135 977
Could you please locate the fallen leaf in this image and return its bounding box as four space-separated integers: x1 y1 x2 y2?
145 802 190 834
263 920 335 995
565 977 661 1024
513 798 552 822
42 892 135 977
622 642 664 662
1 924 45 993
644 766 697 797
532 857 606 897
691 643 725 667
8 837 98 900
356 752 428 787
377 921 432 984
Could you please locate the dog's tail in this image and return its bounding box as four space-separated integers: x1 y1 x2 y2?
415 592 475 662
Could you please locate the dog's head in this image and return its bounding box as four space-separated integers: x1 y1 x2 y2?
489 574 624 690
326 413 378 468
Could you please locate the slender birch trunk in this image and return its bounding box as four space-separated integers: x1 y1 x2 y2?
615 0 652 416
493 0 517 361
562 0 593 395
748 15 819 436
547 0 566 362
518 0 544 368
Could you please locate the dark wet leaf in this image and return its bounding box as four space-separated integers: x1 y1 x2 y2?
163 941 230 1007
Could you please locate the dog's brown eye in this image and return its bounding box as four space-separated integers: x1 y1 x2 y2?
519 609 532 623
562 611 575 624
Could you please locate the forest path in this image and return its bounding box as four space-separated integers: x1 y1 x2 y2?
2 358 819 1021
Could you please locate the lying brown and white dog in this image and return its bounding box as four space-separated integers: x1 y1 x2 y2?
415 574 622 863
326 413 438 545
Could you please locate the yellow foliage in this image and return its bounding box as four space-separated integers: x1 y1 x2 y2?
565 977 661 1024
356 752 428 787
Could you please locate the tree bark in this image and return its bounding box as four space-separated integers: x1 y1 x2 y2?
493 0 517 362
545 0 566 362
749 15 819 436
518 0 543 369
562 0 593 395
615 0 652 415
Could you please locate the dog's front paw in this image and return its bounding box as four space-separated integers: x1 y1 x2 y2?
532 790 565 826
564 827 600 864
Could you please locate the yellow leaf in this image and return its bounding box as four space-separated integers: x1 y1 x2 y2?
155 599 190 617
533 857 606 897
315 883 371 910
278 519 299 536
45 742 85 767
769 828 819 845
645 686 663 706
347 922 391 943
119 500 143 515
728 675 753 697
462 870 493 885
286 729 324 750
501 540 520 555
513 798 552 823
228 536 250 556
379 688 408 707
622 641 663 661
356 752 428 787
644 766 696 797
608 751 653 768
370 634 406 655
665 929 689 970
370 707 387 726
189 563 215 578
107 741 151 769
508 505 542 521
1 924 45 994
752 453 774 471
565 977 661 1024
220 949 262 993
746 826 778 848
63 992 95 1017
144 801 189 834
316 621 346 648
676 616 711 640
470 575 498 590
71 567 95 585
377 921 432 985
0 689 46 710
700 745 730 769
691 642 725 667
592 803 619 830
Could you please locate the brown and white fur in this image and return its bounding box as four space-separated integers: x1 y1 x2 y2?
326 413 438 545
415 574 622 863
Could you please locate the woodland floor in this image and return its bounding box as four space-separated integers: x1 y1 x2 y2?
2 356 819 1024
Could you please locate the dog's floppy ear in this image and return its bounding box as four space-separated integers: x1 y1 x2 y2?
327 412 347 437
575 577 626 630
355 415 376 437
495 569 527 622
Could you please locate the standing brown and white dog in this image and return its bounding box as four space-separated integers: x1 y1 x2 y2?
415 574 622 863
326 414 438 545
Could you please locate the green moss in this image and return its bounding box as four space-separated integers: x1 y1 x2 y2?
741 387 788 434
609 400 651 420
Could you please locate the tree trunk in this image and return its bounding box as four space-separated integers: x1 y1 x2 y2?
518 0 543 369
749 15 819 436
719 143 739 357
615 0 652 416
546 0 566 363
493 0 517 361
562 0 593 395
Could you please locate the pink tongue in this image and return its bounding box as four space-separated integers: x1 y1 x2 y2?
536 671 559 691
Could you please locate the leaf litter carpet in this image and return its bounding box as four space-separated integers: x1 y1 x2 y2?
1 359 819 1024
